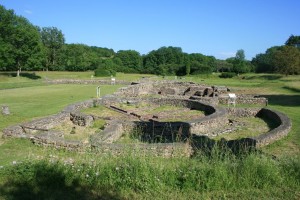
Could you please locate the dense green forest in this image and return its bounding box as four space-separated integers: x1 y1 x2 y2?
1 5 300 76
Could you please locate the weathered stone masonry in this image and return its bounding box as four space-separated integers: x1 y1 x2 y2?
1 80 292 157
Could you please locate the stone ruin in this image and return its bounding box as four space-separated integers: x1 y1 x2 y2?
1 105 10 115
2 80 291 157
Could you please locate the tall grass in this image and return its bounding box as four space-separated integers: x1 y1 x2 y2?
0 149 299 199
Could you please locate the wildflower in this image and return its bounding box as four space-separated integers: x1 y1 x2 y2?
116 167 120 171
12 161 17 165
0 166 3 169
95 172 99 176
86 174 89 178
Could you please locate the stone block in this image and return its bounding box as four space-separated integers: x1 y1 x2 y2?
1 105 10 115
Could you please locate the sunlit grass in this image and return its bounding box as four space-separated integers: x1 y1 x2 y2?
0 84 123 130
213 117 273 140
0 72 299 199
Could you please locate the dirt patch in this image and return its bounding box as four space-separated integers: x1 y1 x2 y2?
52 120 101 143
113 103 205 122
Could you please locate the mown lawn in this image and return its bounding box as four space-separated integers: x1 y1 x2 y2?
0 72 299 199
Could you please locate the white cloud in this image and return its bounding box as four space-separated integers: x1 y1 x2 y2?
24 10 33 15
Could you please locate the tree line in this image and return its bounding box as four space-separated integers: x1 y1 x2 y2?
1 5 299 76
252 35 300 75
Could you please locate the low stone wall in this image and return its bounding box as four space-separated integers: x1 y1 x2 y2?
189 96 219 106
115 83 155 97
70 112 94 126
30 131 84 151
62 99 101 113
219 95 267 106
225 107 292 148
2 99 101 140
46 79 131 85
116 81 202 97
116 81 268 109
189 107 228 136
92 143 192 158
2 113 70 138
254 108 292 147
91 120 135 145
226 107 261 117
136 98 228 137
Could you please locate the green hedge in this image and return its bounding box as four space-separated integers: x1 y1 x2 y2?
94 68 116 77
219 72 236 78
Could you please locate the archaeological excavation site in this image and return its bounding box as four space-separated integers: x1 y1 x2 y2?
2 80 292 157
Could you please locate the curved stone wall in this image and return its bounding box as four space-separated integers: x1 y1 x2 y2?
254 108 292 147
225 107 292 148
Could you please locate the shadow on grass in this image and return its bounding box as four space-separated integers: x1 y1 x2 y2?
0 72 41 80
283 86 300 93
134 121 260 157
245 74 283 80
135 121 191 143
190 135 258 158
0 162 122 200
263 94 300 107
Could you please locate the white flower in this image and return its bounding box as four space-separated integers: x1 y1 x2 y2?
0 166 3 169
12 161 17 165
86 174 89 178
95 172 99 176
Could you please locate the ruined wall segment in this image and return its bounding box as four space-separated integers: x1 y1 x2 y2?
254 108 292 147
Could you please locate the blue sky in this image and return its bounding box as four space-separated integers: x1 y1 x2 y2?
1 0 300 60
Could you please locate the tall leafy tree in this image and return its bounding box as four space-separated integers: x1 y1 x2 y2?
13 17 44 75
40 27 65 70
0 6 14 71
115 50 142 72
285 35 300 48
0 5 44 75
215 59 233 72
63 44 92 71
185 61 191 75
273 46 300 75
252 46 281 73
235 49 245 61
188 53 216 74
231 49 251 74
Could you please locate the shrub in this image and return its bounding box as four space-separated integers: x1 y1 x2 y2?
94 68 116 77
219 72 236 78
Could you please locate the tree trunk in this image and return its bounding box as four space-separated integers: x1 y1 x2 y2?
16 61 21 77
52 50 56 66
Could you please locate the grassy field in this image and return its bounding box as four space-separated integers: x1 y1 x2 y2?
0 72 299 199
